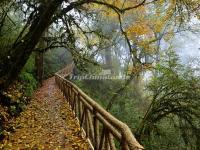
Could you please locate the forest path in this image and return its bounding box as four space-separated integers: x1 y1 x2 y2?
0 77 90 150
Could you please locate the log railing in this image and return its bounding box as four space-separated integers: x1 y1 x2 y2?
55 64 144 150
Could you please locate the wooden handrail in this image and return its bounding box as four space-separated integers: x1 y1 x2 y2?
55 64 144 150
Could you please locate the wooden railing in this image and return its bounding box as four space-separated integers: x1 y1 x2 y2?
55 64 144 150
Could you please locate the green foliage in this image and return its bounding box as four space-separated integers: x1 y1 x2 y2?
138 49 200 149
44 48 72 78
74 78 145 133
19 73 37 96
19 55 37 96
0 10 22 57
75 80 123 107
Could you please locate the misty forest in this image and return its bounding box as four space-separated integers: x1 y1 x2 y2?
0 0 200 149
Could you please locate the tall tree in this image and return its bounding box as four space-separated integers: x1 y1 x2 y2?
0 0 63 90
0 0 199 91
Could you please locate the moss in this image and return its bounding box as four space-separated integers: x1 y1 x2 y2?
19 54 38 96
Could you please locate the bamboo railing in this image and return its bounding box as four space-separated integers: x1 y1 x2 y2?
55 64 144 150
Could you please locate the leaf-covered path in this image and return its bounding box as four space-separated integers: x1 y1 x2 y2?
0 77 90 149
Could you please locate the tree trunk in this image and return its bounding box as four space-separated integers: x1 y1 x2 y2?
35 31 48 86
35 51 44 86
0 0 63 91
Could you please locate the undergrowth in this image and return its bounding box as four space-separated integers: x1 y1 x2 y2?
0 55 38 140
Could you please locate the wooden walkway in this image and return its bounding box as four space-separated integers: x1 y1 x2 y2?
0 63 143 150
0 77 89 149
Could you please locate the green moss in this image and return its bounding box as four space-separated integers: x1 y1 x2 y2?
19 55 38 97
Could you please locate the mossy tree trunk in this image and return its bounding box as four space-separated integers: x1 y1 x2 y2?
35 51 44 86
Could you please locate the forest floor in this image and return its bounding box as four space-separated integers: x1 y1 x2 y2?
0 77 90 150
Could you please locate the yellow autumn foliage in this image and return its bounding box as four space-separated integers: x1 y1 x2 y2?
127 22 152 36
83 0 199 57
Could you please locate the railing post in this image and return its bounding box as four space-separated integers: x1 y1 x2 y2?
105 128 110 150
69 85 72 105
121 136 129 150
80 107 85 128
78 97 82 121
108 132 116 150
87 109 94 143
99 127 105 150
73 93 77 115
63 83 67 99
85 109 89 138
72 88 76 111
93 109 100 150
66 84 70 102
75 94 79 117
